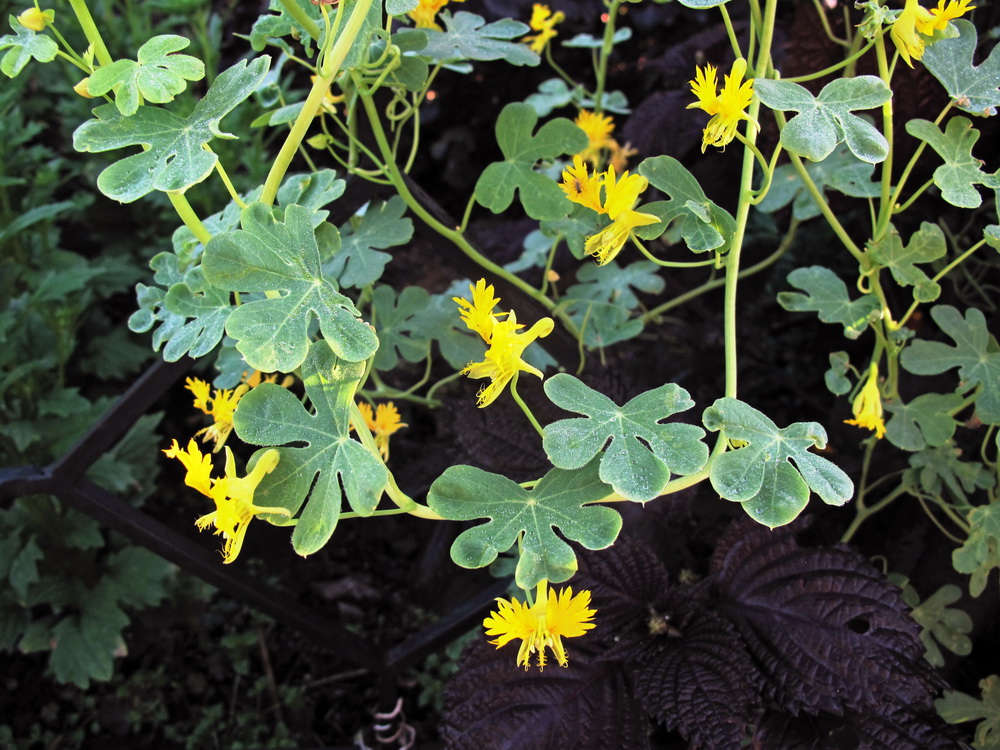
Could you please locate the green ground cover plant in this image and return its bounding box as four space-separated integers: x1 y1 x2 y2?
2 0 1000 746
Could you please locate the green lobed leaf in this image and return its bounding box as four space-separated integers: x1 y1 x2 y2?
87 35 205 116
543 374 708 502
418 12 539 67
563 27 632 48
636 155 736 253
324 195 413 288
408 290 484 371
702 398 853 527
233 342 388 556
426 459 622 590
0 15 58 78
825 351 852 396
249 0 320 55
474 102 587 220
755 76 891 163
897 581 972 667
884 392 963 451
563 300 644 348
277 169 346 222
900 305 1000 424
905 442 994 505
73 56 270 202
565 260 665 311
905 117 1000 209
922 20 1000 117
936 675 1000 749
756 146 879 221
953 503 1000 598
777 266 880 339
540 202 601 259
203 202 378 371
370 285 431 371
868 222 947 302
677 0 732 6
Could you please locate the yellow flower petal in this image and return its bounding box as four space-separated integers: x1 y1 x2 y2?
844 363 886 440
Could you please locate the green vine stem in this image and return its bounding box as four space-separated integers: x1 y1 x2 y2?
66 0 113 67
261 0 375 206
352 74 582 338
167 191 212 245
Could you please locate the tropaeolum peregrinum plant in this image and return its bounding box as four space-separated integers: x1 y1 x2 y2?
6 0 1000 719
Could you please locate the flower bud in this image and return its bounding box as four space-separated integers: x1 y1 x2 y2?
73 77 95 98
17 7 51 31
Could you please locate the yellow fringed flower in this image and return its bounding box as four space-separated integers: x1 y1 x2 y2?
686 58 755 152
574 110 615 164
163 441 289 563
583 165 659 265
453 277 502 343
455 280 554 408
522 3 565 53
927 0 975 31
483 580 597 669
844 363 886 440
407 0 464 30
891 0 937 66
559 154 606 214
354 401 408 460
185 377 249 452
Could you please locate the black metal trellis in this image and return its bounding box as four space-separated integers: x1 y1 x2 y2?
0 354 509 744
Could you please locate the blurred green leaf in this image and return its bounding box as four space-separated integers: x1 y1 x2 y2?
565 260 664 310
324 196 413 289
952 503 1000 597
370 285 430 371
936 675 1000 749
419 12 538 66
898 582 972 667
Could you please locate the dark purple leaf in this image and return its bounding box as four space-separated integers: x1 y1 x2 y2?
441 636 649 750
752 707 965 749
710 517 942 715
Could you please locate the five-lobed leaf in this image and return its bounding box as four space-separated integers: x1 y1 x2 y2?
324 196 413 289
777 265 880 339
426 459 622 590
233 342 388 556
543 374 708 503
755 76 891 163
369 285 431 371
702 398 853 527
0 15 58 77
73 56 270 202
418 12 539 67
868 222 947 302
906 116 1000 209
952 503 1000 598
87 35 205 116
884 392 962 451
922 20 1000 116
474 102 588 221
900 305 1000 424
203 202 378 372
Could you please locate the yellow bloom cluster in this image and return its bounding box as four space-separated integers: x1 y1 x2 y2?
559 157 658 265
163 440 288 563
454 279 554 408
483 580 596 669
891 0 975 67
687 58 755 152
